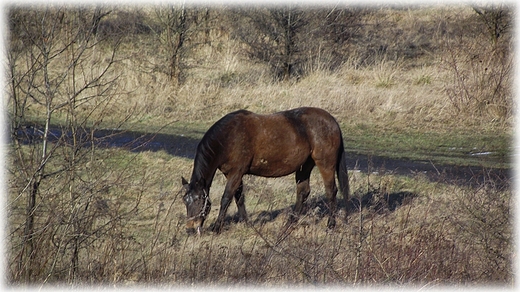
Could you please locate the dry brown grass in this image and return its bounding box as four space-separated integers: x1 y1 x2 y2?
18 5 513 133
6 4 513 287
111 45 447 126
7 147 513 286
97 54 462 138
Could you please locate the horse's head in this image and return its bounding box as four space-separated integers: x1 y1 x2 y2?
181 177 211 235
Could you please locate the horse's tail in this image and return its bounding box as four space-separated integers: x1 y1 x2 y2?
336 132 350 222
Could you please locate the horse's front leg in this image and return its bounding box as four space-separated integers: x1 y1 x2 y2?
211 175 243 233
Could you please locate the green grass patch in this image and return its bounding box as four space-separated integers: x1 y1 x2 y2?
342 122 511 169
98 119 513 169
16 113 511 170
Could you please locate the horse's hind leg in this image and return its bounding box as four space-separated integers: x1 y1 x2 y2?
234 180 248 222
290 158 315 224
315 162 338 229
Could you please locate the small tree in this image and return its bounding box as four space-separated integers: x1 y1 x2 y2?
232 5 365 80
7 6 123 283
472 4 512 44
154 3 189 86
152 3 210 87
232 5 308 81
441 4 513 120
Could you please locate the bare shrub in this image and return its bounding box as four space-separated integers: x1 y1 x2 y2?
450 174 513 282
230 5 366 81
441 6 513 120
6 6 130 283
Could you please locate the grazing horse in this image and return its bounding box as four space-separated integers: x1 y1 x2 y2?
181 107 349 234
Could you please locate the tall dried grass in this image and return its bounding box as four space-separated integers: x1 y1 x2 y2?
105 51 454 133
6 5 513 287
17 6 512 133
6 148 513 286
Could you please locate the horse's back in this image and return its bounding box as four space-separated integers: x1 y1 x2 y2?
247 107 341 176
234 107 341 148
281 107 342 146
216 107 340 145
213 107 341 157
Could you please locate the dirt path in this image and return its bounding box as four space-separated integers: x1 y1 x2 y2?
15 126 512 187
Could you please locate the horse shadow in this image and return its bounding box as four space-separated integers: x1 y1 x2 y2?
220 189 417 227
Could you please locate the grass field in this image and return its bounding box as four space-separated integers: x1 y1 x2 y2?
21 5 512 168
6 146 513 285
5 4 514 287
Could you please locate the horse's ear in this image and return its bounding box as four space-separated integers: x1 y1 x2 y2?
181 177 189 189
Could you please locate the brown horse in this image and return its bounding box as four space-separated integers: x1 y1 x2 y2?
181 107 349 234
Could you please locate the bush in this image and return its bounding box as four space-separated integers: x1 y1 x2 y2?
441 6 513 120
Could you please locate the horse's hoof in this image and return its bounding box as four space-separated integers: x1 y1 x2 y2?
209 222 222 234
327 218 336 229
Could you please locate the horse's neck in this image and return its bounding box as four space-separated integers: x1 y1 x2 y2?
191 153 217 188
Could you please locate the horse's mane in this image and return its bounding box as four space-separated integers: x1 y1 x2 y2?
191 110 251 186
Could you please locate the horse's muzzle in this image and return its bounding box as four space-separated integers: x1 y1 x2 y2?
186 217 204 235
186 226 203 236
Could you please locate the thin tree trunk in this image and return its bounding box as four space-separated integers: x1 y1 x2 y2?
283 9 292 81
169 4 187 87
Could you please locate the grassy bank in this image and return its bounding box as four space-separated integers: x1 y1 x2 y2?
171 120 511 168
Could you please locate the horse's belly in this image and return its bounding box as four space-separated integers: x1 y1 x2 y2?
248 148 310 177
